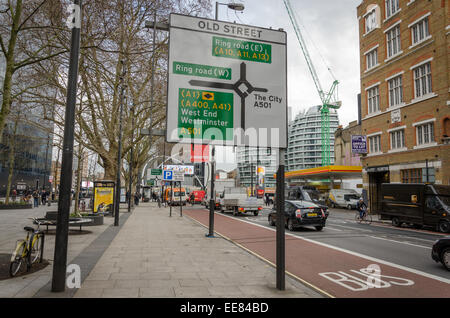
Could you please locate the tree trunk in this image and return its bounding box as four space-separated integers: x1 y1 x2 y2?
5 117 19 204
0 0 22 144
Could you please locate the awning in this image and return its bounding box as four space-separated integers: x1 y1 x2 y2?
274 165 363 181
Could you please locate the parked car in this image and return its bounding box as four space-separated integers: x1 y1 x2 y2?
285 186 329 219
431 236 450 271
268 200 326 231
380 183 450 233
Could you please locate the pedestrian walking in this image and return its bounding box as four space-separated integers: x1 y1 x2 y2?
32 190 39 207
134 192 139 206
11 189 17 202
41 190 47 205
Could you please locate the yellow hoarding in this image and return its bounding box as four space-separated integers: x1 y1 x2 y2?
94 187 114 213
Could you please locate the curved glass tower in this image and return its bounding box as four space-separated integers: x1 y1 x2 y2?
286 106 339 171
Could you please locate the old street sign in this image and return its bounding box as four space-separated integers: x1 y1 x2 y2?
166 14 287 148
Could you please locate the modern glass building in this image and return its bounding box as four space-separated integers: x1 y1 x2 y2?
0 56 53 196
286 105 340 171
236 146 278 189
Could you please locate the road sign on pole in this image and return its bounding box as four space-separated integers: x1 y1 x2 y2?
163 170 173 181
166 13 287 148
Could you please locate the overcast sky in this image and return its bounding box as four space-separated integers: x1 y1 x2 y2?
214 0 362 170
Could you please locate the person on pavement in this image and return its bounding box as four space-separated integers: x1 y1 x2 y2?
356 198 367 219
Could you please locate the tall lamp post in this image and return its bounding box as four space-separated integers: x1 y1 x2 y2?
128 104 135 212
206 1 245 238
114 60 127 226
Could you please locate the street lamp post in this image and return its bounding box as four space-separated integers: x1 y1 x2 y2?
128 104 135 212
51 0 82 293
114 60 127 226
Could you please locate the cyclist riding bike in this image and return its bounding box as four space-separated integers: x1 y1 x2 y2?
356 198 367 219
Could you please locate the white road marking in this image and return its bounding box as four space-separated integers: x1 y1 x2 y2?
369 236 431 250
324 227 343 232
328 224 374 232
213 211 450 285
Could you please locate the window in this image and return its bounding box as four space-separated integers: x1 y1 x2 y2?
422 167 435 183
411 17 429 45
413 62 432 98
367 86 380 114
388 75 403 106
365 9 377 33
385 0 400 19
401 168 422 183
386 25 401 58
401 168 435 183
390 129 405 149
416 122 434 145
366 48 378 70
369 135 381 153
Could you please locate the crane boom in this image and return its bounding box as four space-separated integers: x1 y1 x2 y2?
283 0 340 166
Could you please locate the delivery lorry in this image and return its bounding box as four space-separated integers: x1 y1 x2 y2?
188 190 205 205
219 187 263 216
204 179 236 210
380 183 450 233
328 189 361 210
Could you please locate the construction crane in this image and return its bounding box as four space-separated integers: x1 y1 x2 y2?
283 0 341 166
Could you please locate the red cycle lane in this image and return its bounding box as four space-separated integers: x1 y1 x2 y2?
184 209 450 298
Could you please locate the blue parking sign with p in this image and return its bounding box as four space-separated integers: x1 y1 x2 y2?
163 170 173 181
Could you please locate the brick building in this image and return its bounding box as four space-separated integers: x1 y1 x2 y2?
357 0 450 212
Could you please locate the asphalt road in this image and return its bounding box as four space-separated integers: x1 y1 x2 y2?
236 207 450 280
184 204 450 297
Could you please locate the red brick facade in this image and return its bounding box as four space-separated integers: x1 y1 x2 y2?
357 0 450 211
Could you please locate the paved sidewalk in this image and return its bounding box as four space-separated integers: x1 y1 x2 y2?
0 203 128 298
73 203 323 298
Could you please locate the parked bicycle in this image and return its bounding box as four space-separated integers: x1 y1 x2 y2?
9 218 45 277
355 207 372 224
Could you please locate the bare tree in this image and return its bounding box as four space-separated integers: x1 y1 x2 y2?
0 0 69 143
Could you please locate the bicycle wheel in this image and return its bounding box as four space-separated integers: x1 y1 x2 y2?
9 241 27 277
364 213 372 225
28 233 43 264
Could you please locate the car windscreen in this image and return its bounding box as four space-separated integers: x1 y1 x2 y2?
290 201 316 209
344 194 360 200
305 190 320 201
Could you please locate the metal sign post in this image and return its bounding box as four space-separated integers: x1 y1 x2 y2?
179 181 183 217
276 149 286 290
207 146 215 237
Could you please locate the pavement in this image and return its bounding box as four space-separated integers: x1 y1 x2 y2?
0 202 323 298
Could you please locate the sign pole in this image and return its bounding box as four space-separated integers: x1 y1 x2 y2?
206 146 215 237
276 148 286 290
170 181 173 217
179 181 182 217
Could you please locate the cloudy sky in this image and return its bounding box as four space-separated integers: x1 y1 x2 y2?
213 0 362 170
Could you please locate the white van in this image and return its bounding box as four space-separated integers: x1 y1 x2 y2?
328 189 361 209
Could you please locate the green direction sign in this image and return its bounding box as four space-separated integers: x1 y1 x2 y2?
177 88 233 140
151 169 162 176
212 36 272 64
173 61 231 80
147 179 155 186
167 14 287 147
